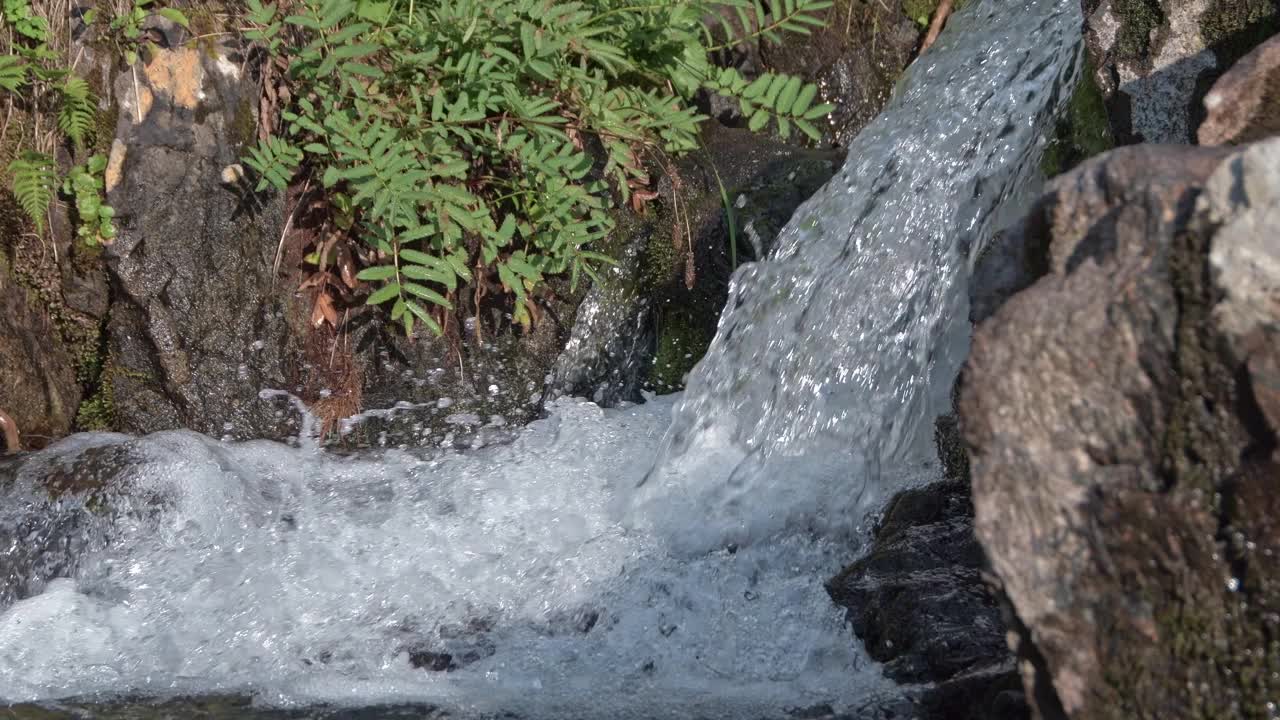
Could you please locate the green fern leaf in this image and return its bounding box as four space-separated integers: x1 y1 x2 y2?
58 76 96 148
9 151 58 233
0 55 28 93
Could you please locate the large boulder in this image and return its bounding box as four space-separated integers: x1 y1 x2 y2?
1199 30 1280 144
93 16 844 448
961 138 1280 718
1081 0 1280 144
103 23 303 440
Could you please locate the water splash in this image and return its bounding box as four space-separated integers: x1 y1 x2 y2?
629 0 1083 554
0 399 884 717
0 0 1082 715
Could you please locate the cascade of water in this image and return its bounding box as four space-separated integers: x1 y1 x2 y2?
629 0 1083 554
0 1 1082 715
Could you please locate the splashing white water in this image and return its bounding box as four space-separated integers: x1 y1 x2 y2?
0 398 887 717
0 0 1082 715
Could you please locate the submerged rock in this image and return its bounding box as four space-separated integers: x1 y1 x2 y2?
961 139 1280 717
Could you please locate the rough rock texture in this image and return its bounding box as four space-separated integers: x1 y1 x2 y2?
961 139 1280 719
0 279 81 449
0 101 112 446
103 23 303 440
1082 0 1279 144
1199 31 1280 144
827 416 1028 720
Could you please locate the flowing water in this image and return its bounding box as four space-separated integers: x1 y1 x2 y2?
0 1 1082 716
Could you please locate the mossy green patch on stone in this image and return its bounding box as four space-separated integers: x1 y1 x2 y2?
75 373 115 430
1201 0 1280 67
1042 60 1115 177
648 309 713 392
1112 0 1165 61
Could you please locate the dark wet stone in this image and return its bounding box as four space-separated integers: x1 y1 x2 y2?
827 416 1026 720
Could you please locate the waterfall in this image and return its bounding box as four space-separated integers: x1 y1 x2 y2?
0 0 1082 716
630 0 1083 554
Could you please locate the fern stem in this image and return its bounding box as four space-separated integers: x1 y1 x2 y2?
706 7 816 51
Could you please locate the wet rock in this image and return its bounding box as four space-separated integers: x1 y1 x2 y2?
1082 0 1279 144
961 139 1280 718
0 440 150 607
104 24 302 440
827 417 1025 720
1199 31 1280 144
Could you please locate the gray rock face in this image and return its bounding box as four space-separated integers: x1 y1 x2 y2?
961 140 1280 718
1082 0 1280 145
104 26 301 440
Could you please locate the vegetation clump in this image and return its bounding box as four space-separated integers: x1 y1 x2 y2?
240 0 835 335
1 0 117 244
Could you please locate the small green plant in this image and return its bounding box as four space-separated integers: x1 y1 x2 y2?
63 155 117 245
97 0 190 64
2 0 49 41
242 0 835 335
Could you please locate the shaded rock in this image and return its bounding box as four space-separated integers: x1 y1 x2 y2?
827 416 1025 720
961 139 1280 718
1040 58 1116 178
1199 31 1280 144
549 124 843 403
1082 0 1279 144
0 281 81 449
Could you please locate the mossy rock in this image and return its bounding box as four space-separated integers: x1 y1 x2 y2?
1041 58 1115 177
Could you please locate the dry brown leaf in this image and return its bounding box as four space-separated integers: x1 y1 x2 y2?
298 272 330 291
336 242 358 289
312 291 339 328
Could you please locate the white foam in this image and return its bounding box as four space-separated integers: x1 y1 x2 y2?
0 397 889 716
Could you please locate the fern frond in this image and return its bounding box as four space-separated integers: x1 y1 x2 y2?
58 76 97 148
706 0 831 51
0 54 28 94
9 151 58 233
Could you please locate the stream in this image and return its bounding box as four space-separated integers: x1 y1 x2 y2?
0 0 1082 716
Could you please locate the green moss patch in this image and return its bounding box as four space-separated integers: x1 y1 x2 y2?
648 309 714 392
1042 60 1115 177
1112 0 1165 61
